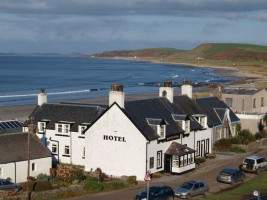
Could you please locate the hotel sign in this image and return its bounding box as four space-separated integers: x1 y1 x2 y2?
103 135 126 142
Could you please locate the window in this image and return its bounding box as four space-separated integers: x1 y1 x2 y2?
157 151 162 168
172 156 179 167
180 157 183 167
261 97 264 107
52 144 57 154
226 98 233 107
216 129 222 141
196 141 200 156
82 147 85 159
64 124 69 133
206 139 210 154
189 154 194 164
149 157 154 169
177 121 183 128
58 124 62 133
253 98 256 108
0 168 2 177
200 117 206 128
160 126 165 137
80 126 86 135
183 156 187 165
64 145 70 155
31 163 36 171
39 122 45 132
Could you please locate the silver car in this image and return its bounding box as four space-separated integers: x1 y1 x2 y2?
174 180 209 199
0 179 21 191
217 168 245 185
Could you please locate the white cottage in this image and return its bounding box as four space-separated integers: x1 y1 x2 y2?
0 133 51 183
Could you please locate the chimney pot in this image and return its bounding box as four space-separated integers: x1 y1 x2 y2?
164 81 172 87
111 83 123 92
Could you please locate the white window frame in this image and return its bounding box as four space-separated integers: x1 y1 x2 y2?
57 124 62 133
64 124 70 133
185 120 190 132
64 145 70 155
80 126 87 135
172 155 179 168
157 125 166 139
157 151 162 168
38 122 46 132
82 147 85 159
51 144 57 154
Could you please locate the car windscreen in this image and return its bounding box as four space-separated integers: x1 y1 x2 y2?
220 171 232 176
181 182 194 189
244 159 255 164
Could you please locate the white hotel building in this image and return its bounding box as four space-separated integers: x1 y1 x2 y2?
23 81 214 180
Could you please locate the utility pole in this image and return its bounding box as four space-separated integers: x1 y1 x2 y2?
27 118 37 200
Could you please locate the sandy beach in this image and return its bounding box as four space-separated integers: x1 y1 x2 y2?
0 62 266 122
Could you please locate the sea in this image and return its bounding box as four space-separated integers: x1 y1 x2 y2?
0 55 235 107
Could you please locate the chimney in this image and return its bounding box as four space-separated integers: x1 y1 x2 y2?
159 81 174 103
181 78 192 98
217 85 222 99
109 83 125 108
38 88 47 106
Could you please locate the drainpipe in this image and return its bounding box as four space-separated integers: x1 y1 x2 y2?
13 162 17 183
49 137 59 164
145 141 149 173
70 131 72 164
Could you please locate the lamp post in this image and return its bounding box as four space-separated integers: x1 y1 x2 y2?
27 118 37 200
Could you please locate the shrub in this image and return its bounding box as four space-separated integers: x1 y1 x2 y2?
34 181 53 192
84 181 103 193
215 138 232 150
56 167 74 183
6 177 11 181
195 157 206 165
230 137 240 144
86 175 98 182
152 173 162 178
206 153 216 159
103 182 126 191
72 168 86 183
126 176 137 185
36 173 50 181
255 132 263 140
229 146 246 153
238 129 252 144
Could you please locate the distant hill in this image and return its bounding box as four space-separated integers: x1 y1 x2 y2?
88 43 267 62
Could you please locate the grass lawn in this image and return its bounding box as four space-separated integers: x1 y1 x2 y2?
203 172 267 200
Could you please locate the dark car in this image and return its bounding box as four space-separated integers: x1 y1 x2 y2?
135 185 175 200
174 180 209 199
0 179 21 191
217 168 245 185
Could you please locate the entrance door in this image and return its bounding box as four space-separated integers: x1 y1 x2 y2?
165 155 172 173
201 140 205 157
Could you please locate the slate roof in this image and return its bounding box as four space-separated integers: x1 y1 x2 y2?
0 132 51 164
165 141 195 156
173 95 206 131
23 103 107 132
196 97 240 127
222 88 261 95
124 98 185 141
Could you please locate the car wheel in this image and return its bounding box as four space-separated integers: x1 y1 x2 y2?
204 191 208 196
167 196 174 200
187 194 192 199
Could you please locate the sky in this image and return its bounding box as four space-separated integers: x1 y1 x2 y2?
0 0 267 54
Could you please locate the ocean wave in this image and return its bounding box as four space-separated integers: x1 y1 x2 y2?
0 89 102 98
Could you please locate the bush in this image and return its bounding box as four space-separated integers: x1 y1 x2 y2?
84 181 103 193
86 175 98 182
255 132 263 140
56 167 74 183
238 129 252 144
103 182 126 191
36 173 50 181
230 137 240 144
152 173 162 178
34 181 53 192
215 138 232 150
72 168 86 183
229 146 246 153
206 153 216 159
195 157 206 165
126 176 137 185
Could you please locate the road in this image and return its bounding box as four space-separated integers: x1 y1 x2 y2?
71 147 267 200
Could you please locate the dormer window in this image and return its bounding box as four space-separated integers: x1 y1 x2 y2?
159 125 165 138
64 124 69 133
185 120 190 132
39 122 46 132
146 118 167 140
57 123 71 134
80 126 87 135
58 124 62 133
193 115 207 128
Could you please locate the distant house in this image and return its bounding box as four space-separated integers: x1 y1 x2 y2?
0 133 51 183
196 96 240 144
221 87 267 134
0 120 23 134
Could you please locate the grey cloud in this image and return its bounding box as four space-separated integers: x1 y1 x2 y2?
0 0 267 19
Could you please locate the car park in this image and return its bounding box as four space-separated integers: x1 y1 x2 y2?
0 179 21 191
174 180 209 199
217 168 245 185
134 185 174 200
241 155 267 174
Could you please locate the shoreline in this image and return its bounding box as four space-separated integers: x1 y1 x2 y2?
1 58 266 122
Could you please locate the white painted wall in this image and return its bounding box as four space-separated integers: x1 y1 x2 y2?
85 105 147 180
0 157 51 183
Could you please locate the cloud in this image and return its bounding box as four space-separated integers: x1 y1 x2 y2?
0 0 267 19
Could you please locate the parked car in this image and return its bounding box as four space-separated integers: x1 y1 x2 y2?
174 180 209 199
217 168 245 185
0 179 21 191
134 185 175 200
240 155 267 174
